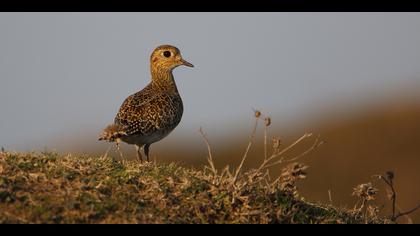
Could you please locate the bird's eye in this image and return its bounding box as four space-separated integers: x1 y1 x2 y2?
163 51 171 58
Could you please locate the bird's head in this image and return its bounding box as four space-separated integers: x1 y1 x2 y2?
150 45 194 73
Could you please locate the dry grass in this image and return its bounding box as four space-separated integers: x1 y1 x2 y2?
0 151 391 224
0 110 398 224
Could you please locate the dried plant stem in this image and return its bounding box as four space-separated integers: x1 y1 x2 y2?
377 173 420 222
394 205 420 220
353 199 362 212
264 121 268 161
199 127 217 176
199 110 321 200
388 178 396 218
233 116 259 184
262 135 322 170
328 190 333 205
378 175 397 220
256 133 313 172
101 146 112 160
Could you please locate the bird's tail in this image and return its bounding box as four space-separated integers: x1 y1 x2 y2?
98 124 127 142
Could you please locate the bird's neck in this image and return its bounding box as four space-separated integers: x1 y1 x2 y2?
150 68 178 93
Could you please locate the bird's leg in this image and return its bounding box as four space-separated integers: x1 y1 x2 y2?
144 144 151 162
115 139 124 160
135 145 143 163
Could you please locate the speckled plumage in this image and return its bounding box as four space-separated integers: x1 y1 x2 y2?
99 45 193 162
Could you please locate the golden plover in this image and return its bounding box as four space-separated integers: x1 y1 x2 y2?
99 45 193 162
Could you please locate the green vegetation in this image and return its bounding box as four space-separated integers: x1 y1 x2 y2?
0 151 391 224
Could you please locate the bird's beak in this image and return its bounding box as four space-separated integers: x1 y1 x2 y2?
180 58 194 67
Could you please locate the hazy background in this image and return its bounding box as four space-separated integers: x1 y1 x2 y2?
1 13 420 222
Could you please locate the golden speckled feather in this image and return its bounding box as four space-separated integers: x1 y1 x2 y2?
114 83 183 136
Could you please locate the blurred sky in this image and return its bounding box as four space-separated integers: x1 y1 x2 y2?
1 13 420 151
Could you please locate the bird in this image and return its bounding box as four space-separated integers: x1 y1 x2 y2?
99 45 193 162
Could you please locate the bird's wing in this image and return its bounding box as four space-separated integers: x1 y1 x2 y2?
114 91 165 136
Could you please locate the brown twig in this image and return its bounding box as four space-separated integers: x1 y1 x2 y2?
394 204 420 220
376 172 420 222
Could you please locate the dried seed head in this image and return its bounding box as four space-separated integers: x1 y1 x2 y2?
254 110 261 118
288 163 308 179
352 182 378 201
272 137 281 150
386 171 394 181
280 163 309 197
264 117 271 126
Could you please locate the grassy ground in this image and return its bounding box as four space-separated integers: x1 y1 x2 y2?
0 151 391 224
